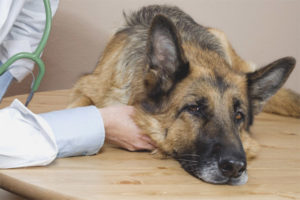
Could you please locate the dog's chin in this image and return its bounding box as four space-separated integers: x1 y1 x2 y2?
183 161 248 185
227 171 248 185
199 171 248 186
198 172 248 185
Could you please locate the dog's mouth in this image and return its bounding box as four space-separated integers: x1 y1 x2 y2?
177 157 248 185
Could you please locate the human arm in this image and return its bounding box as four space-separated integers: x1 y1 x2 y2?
0 100 155 169
41 104 156 157
99 105 156 151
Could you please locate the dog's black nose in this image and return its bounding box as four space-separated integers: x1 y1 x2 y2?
218 159 246 178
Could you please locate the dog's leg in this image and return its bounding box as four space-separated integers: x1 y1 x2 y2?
262 88 300 118
240 131 260 160
67 95 93 108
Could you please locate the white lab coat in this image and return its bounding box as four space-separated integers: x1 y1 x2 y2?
0 0 59 81
0 0 105 169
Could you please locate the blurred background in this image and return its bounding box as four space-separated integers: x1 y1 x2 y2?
4 0 300 95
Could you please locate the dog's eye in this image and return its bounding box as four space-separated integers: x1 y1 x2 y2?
188 105 201 113
235 111 244 123
186 105 205 117
183 98 208 117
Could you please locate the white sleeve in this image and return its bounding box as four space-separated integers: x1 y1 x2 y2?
0 99 105 169
39 106 106 158
0 0 59 82
0 99 58 169
0 1 25 44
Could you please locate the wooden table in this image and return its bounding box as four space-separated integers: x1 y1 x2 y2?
0 90 299 200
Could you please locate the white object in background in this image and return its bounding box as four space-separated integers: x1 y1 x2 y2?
0 0 25 43
0 1 14 32
0 99 58 168
0 0 59 82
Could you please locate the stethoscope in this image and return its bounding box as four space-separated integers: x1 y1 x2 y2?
0 0 52 106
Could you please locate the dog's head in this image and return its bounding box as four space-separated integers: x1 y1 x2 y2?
134 15 295 185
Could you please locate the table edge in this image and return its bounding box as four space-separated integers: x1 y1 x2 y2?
0 172 79 200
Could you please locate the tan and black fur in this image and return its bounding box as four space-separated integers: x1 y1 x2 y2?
69 5 299 185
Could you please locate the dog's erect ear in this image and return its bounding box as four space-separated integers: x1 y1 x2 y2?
247 57 296 115
143 15 189 112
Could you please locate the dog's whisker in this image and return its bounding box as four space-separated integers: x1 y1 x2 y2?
180 154 202 158
177 159 200 163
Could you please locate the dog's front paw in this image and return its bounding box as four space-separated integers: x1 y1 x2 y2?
151 148 170 159
241 131 260 160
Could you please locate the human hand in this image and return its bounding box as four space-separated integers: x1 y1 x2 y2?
99 105 156 151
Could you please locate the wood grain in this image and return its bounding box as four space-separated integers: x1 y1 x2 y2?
0 90 299 200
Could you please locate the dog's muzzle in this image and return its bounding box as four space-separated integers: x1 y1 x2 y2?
178 155 248 185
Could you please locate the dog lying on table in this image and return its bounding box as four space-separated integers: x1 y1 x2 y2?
68 5 299 185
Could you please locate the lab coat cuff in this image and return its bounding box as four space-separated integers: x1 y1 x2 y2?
0 99 58 169
40 106 105 158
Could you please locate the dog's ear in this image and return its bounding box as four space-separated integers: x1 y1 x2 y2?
247 57 296 115
143 15 189 112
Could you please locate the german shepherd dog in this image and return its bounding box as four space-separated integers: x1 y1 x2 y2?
69 5 300 185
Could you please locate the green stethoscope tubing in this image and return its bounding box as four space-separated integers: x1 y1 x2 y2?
0 0 52 106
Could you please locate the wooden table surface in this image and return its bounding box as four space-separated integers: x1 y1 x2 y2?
0 90 299 200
